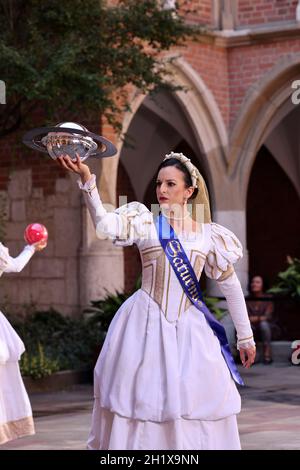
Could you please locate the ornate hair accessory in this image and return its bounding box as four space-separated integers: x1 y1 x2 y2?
163 152 198 188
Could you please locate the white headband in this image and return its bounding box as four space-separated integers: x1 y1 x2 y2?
163 152 198 188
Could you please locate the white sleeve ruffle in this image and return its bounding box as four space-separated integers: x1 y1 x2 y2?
218 272 255 350
204 222 243 281
0 243 35 275
0 243 10 274
78 174 153 247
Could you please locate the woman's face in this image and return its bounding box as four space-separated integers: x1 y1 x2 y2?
156 166 193 211
251 276 264 293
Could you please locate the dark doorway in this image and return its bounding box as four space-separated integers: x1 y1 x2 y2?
247 145 300 339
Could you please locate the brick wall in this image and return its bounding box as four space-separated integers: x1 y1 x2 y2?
179 0 213 25
0 116 99 315
228 39 300 129
0 130 67 194
174 35 300 131
105 2 300 132
0 110 101 193
1 0 300 313
238 0 298 27
108 1 213 26
170 42 230 127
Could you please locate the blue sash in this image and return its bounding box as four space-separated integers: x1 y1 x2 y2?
155 214 244 386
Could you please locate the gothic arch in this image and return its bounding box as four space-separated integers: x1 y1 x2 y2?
100 57 227 209
229 53 300 204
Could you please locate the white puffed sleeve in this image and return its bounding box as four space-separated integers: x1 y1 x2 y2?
205 223 255 350
78 174 153 247
204 223 243 281
0 242 35 276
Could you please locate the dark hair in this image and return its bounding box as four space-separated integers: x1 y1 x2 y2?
156 157 198 200
249 275 270 293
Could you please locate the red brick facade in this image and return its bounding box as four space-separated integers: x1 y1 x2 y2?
1 1 299 194
1 1 300 304
175 36 300 130
238 0 298 26
0 129 67 195
0 110 101 195
227 38 300 128
180 0 213 25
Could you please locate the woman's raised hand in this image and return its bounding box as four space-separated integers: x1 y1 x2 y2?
56 154 91 184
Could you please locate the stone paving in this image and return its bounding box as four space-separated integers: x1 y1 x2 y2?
1 363 299 450
238 363 300 450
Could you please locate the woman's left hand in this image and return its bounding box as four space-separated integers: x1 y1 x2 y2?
239 345 256 368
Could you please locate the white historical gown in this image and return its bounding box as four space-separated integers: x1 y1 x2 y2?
0 243 35 445
80 175 255 451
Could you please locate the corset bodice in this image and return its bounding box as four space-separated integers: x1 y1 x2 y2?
139 228 210 322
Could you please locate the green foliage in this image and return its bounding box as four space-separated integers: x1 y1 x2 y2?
268 257 300 299
203 294 226 321
0 0 198 136
84 275 142 331
20 342 59 379
11 308 104 372
84 291 130 331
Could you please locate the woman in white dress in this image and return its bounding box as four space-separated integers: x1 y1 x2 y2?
58 151 256 450
0 239 46 445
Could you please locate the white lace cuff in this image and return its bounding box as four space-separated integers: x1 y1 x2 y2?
217 272 254 345
237 336 256 350
77 174 97 193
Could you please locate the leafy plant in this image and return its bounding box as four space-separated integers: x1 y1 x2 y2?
84 275 142 331
84 291 129 331
20 342 59 379
203 294 226 321
268 257 300 299
0 0 198 137
11 308 103 371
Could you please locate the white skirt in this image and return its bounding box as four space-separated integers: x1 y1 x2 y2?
87 290 242 450
0 311 25 364
87 400 241 450
0 312 34 445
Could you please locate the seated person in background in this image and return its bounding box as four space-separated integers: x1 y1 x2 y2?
246 276 274 364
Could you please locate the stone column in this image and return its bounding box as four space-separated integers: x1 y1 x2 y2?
213 0 237 30
214 209 249 292
78 158 125 310
297 1 300 22
206 209 249 297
